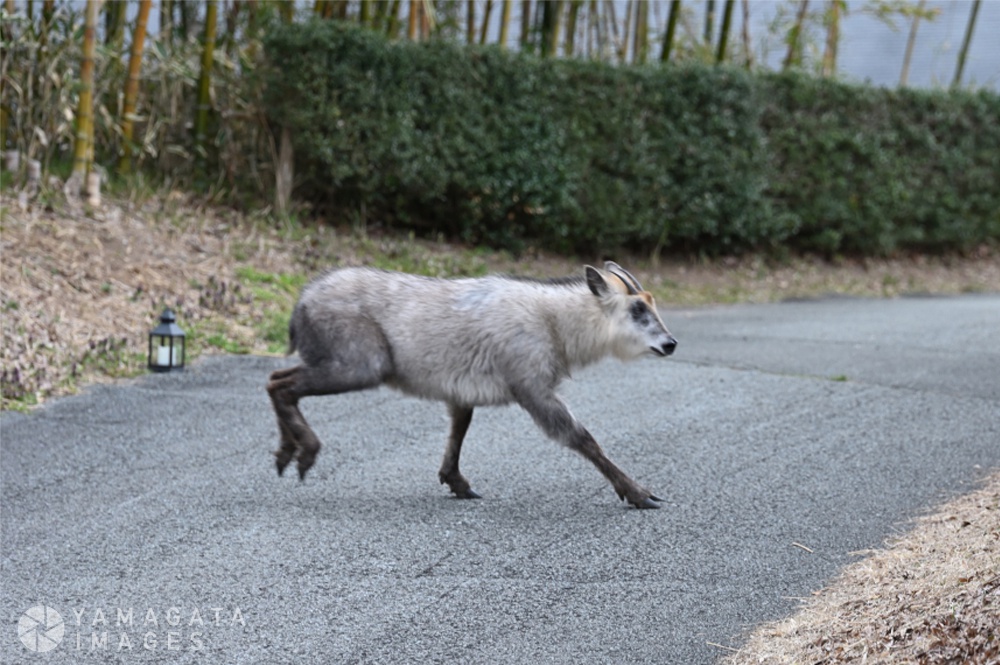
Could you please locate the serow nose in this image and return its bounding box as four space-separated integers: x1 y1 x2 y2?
661 337 677 356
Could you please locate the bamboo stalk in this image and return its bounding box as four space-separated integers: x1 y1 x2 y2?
619 0 631 62
952 0 980 89
632 0 648 64
782 0 810 72
119 0 152 175
71 0 99 188
498 0 512 48
408 0 418 40
899 0 926 87
467 0 475 44
741 0 752 69
565 0 582 56
660 0 680 63
540 0 563 58
520 0 531 49
479 0 494 45
821 0 843 78
715 0 734 63
386 0 403 37
704 0 715 44
194 0 218 161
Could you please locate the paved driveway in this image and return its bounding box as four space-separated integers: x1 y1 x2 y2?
2 295 998 664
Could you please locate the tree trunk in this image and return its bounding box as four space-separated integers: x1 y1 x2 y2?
479 0 494 44
782 0 809 72
70 0 99 191
952 0 980 89
604 0 621 61
741 0 752 68
618 0 631 62
899 0 926 86
498 0 512 48
540 0 562 58
408 0 419 40
704 0 715 44
716 0 734 63
632 0 648 64
194 0 218 162
821 0 844 78
660 0 680 63
467 0 476 43
119 0 152 175
520 0 532 49
386 0 403 37
587 0 604 58
223 1 242 55
179 1 193 40
275 126 294 216
565 0 582 56
104 0 126 47
420 0 432 39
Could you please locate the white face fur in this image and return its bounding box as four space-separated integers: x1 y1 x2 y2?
588 266 677 360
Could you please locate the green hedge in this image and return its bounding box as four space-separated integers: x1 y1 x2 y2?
263 21 1000 256
760 75 1000 254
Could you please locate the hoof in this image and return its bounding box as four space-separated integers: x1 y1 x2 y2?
296 454 317 482
274 450 294 477
632 496 662 509
458 488 482 499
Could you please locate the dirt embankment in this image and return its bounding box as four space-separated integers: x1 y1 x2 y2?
3 194 999 408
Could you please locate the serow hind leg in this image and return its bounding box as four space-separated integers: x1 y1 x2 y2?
268 366 299 476
438 404 481 499
266 361 387 481
267 365 324 480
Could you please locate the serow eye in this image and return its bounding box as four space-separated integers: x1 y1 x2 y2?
629 301 649 322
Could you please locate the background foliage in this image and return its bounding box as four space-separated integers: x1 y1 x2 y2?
3 2 997 257
264 21 1000 256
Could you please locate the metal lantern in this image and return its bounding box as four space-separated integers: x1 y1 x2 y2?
148 308 186 372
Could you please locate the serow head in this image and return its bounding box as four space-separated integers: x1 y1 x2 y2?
586 261 678 360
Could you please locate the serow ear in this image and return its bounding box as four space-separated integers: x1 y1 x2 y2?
585 266 609 297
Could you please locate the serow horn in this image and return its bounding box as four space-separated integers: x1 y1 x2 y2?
605 261 643 295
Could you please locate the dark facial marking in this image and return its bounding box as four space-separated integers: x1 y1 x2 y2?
629 300 651 325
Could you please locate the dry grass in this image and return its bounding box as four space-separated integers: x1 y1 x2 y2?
3 190 999 410
723 473 1000 665
1 192 293 405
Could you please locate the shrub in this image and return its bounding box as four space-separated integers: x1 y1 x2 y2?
759 73 1000 254
263 22 1000 256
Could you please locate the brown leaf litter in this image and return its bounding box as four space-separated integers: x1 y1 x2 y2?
722 473 1000 665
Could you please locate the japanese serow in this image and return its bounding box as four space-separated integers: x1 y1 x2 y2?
267 262 677 508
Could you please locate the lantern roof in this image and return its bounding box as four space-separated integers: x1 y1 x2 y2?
151 308 186 337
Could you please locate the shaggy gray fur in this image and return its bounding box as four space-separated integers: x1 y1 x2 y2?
266 262 677 508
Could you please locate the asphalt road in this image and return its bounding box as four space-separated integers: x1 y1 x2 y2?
3 295 998 664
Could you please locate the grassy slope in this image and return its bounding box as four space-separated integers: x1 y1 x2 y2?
4 192 999 411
